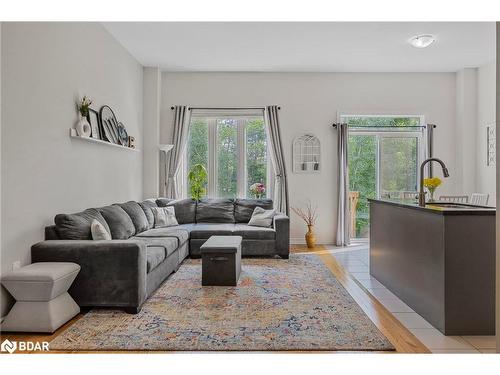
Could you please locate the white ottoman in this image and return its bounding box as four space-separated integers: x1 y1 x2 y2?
1 262 80 333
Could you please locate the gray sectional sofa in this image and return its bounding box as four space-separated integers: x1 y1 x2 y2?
31 198 289 313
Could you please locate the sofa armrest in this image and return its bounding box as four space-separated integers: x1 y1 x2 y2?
31 240 147 311
273 214 290 259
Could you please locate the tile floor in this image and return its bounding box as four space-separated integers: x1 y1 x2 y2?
324 244 497 354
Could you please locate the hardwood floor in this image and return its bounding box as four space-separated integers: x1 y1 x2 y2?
1 245 429 354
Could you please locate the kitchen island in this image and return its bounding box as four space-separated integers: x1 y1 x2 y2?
369 198 495 335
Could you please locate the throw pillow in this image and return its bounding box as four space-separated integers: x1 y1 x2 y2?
152 207 179 228
99 205 136 239
54 208 110 240
91 219 112 240
247 206 276 228
117 201 149 234
139 199 157 228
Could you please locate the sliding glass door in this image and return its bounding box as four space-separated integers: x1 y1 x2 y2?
344 116 424 240
380 136 419 197
348 135 377 239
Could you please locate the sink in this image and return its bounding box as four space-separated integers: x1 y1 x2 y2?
427 203 479 209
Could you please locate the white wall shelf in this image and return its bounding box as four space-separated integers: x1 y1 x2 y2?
69 129 140 152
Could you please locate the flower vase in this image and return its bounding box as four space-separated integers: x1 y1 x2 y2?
428 188 435 202
305 225 316 248
76 115 91 137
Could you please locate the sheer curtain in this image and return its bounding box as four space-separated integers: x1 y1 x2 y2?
266 106 289 215
165 106 190 198
336 123 350 246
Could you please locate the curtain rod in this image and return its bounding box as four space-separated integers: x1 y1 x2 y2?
331 123 436 129
170 106 281 110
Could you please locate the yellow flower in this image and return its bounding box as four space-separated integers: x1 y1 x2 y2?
423 177 442 189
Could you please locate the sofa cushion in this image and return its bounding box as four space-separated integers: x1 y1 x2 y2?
156 198 174 207
234 199 273 223
189 223 235 239
163 198 197 224
233 224 276 240
117 201 149 234
99 205 136 239
151 207 179 228
135 227 190 245
54 208 110 240
139 199 158 229
146 247 166 273
196 199 235 223
131 237 178 258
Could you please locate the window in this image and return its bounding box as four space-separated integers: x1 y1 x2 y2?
185 111 269 199
342 115 425 240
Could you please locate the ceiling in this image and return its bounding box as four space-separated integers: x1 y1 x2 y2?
103 22 496 72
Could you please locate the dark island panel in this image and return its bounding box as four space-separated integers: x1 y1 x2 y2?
369 199 495 335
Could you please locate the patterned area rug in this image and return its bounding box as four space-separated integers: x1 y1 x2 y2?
50 254 394 351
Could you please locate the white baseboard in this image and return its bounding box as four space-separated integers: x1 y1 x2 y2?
290 238 338 246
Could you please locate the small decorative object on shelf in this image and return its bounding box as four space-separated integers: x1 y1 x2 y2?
423 177 442 202
128 136 136 149
76 96 92 137
249 183 266 199
292 200 318 248
116 122 129 146
99 105 120 144
88 108 101 139
293 134 321 173
487 126 496 166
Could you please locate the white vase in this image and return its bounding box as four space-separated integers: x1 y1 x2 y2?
76 115 91 137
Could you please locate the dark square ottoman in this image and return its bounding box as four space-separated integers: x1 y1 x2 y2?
200 236 242 286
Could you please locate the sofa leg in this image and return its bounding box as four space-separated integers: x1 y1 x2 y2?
124 306 141 314
281 254 290 259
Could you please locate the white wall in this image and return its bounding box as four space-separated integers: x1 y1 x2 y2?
0 22 6 320
495 21 500 355
0 23 144 317
143 67 161 199
477 61 497 205
456 68 478 196
160 72 457 244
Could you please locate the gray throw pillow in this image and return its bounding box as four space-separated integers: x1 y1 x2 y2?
99 205 136 239
139 199 157 229
117 201 149 234
54 208 110 240
164 198 197 224
156 198 174 207
91 219 112 240
151 207 179 228
234 198 273 223
196 199 235 223
248 206 276 228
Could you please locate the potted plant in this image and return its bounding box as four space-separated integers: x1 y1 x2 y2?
76 96 92 137
423 177 442 202
188 164 208 201
249 183 266 199
292 200 318 248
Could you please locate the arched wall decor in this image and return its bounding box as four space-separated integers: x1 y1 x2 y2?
292 134 321 173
